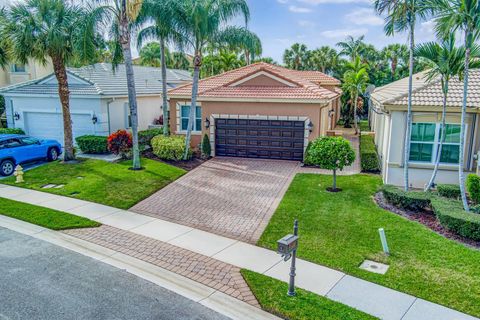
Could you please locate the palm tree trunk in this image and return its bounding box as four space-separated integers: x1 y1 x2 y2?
184 53 201 160
245 49 250 65
459 30 471 212
403 19 415 191
160 38 169 136
51 55 75 161
425 80 448 191
353 92 359 135
121 35 141 170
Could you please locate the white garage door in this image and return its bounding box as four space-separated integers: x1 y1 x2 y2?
24 112 94 145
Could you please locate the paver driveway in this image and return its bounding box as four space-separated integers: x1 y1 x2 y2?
131 157 299 243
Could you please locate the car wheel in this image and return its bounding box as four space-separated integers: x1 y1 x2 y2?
0 160 15 176
47 148 59 161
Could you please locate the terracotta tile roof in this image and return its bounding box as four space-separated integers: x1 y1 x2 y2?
168 62 340 102
373 69 480 108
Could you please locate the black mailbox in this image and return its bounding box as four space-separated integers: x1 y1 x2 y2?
277 234 299 256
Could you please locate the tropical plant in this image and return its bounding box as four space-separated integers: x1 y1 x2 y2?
201 134 211 158
138 42 163 67
310 46 338 74
216 26 262 65
219 50 243 72
172 0 250 160
253 57 277 64
415 35 480 191
342 57 370 135
3 0 98 161
170 52 190 70
108 129 133 158
304 136 356 191
0 8 10 68
382 43 409 81
283 43 309 70
92 0 144 169
337 35 366 61
431 0 480 211
374 0 429 191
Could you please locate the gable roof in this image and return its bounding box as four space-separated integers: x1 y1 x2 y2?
168 62 340 102
1 63 192 97
372 69 480 108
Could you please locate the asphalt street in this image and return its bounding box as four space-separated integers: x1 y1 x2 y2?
0 227 230 320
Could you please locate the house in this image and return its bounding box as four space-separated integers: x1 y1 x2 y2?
370 69 480 188
167 62 341 161
0 63 192 144
0 60 54 89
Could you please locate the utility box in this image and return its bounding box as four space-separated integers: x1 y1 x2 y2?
277 234 299 256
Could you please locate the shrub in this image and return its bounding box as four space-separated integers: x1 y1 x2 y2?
436 184 461 199
0 128 25 135
381 185 431 211
431 197 480 241
305 136 355 190
75 135 108 154
151 135 192 161
138 128 163 147
360 134 380 173
107 130 132 158
467 174 480 204
201 134 211 158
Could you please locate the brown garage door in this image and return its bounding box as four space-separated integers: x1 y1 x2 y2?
215 118 305 161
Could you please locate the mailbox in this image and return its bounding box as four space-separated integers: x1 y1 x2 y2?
277 234 299 256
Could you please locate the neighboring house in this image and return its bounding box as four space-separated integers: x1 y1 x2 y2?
168 62 341 161
0 63 192 144
0 60 54 89
370 69 480 188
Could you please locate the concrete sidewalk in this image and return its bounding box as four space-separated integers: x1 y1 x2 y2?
0 184 477 320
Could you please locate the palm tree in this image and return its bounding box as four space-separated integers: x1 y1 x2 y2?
170 52 190 70
172 0 250 160
310 46 338 74
431 0 480 211
92 0 143 170
374 0 429 191
219 50 243 72
283 43 309 70
4 0 97 161
0 8 10 68
139 42 163 67
415 35 480 192
343 57 369 134
382 43 408 81
215 26 261 65
337 35 365 61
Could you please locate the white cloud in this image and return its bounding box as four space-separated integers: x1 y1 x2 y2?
289 5 312 13
298 20 315 27
320 28 369 39
298 0 371 4
277 0 289 3
344 8 384 26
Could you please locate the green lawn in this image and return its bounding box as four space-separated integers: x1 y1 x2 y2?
258 174 480 317
0 197 99 230
2 158 186 209
241 270 377 320
359 120 370 132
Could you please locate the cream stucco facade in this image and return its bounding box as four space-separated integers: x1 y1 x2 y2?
0 59 53 88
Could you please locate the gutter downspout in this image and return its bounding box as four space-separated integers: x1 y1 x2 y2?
106 98 115 134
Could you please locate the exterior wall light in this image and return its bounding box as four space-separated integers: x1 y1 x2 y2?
92 114 98 124
14 112 20 121
204 117 210 129
306 120 314 133
328 109 335 118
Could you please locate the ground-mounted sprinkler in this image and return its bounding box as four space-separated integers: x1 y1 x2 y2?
277 220 299 296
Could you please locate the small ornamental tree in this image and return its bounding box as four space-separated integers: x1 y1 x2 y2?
305 136 356 191
108 130 133 159
201 134 212 158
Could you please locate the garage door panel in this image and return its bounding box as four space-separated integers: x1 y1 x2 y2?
215 118 305 161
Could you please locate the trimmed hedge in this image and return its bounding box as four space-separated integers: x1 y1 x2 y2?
360 134 380 173
381 184 431 211
467 174 480 204
437 184 461 199
75 135 108 154
139 128 163 147
431 197 480 241
0 128 25 135
151 135 192 161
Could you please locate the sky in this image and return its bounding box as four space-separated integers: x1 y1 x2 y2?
242 0 437 62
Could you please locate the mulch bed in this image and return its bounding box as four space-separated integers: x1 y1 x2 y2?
142 150 207 171
374 192 480 250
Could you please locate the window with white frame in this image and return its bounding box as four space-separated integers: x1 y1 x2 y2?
409 123 461 164
10 64 26 73
180 105 201 131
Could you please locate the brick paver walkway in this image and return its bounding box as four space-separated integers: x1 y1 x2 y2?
64 225 260 307
131 158 299 243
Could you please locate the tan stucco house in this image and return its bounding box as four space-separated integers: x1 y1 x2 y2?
167 62 341 161
0 59 53 88
370 69 480 188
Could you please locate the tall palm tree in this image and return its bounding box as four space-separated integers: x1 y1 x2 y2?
374 0 429 191
92 0 143 170
4 0 97 161
137 0 181 136
283 43 309 70
219 51 242 72
138 42 163 67
431 0 480 211
172 0 250 160
0 8 10 68
216 26 261 65
170 52 190 70
382 43 408 81
343 57 369 134
415 36 480 191
337 35 365 61
310 46 338 74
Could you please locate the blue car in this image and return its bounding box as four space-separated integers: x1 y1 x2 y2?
0 134 62 176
